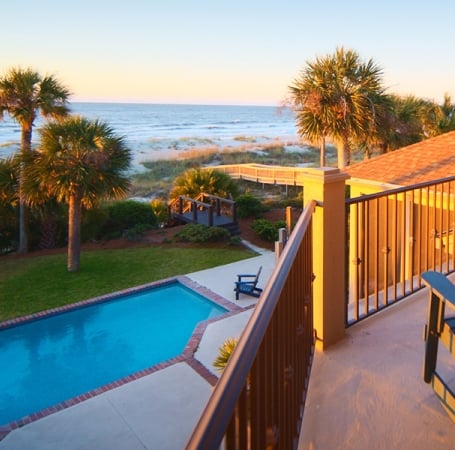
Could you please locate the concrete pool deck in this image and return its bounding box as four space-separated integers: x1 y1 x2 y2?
4 241 454 449
0 244 275 449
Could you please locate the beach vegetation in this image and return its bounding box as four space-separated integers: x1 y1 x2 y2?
24 116 132 272
0 67 71 253
233 135 257 143
130 143 327 199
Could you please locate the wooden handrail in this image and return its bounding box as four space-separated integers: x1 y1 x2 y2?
178 196 212 208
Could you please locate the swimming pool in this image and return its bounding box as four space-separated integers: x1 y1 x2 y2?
0 278 229 427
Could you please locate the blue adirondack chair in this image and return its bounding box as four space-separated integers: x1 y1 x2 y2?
421 271 455 422
234 266 263 300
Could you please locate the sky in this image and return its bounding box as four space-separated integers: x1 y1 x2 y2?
2 0 454 106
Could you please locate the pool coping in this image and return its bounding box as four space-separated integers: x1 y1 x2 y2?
0 275 247 440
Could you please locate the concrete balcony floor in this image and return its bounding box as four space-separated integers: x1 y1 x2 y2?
299 276 455 450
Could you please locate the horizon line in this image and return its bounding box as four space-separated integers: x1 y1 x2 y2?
69 98 283 109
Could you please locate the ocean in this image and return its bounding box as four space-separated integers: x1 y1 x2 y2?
0 102 299 171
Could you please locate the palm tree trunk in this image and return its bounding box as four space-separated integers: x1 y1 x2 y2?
67 192 82 272
18 165 29 253
336 138 351 168
18 127 32 253
320 137 326 167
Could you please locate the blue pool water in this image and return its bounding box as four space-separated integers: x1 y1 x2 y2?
0 282 227 425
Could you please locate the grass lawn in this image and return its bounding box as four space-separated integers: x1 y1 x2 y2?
0 245 257 322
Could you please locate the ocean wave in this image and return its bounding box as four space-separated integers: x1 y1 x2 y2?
0 103 298 161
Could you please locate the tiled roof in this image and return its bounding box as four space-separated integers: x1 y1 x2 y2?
345 131 455 185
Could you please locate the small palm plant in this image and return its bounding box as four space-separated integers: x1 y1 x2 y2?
213 337 238 374
169 168 239 200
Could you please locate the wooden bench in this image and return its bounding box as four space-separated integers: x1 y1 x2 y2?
234 266 263 300
421 271 455 421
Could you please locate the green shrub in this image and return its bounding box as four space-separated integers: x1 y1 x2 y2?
82 206 110 242
0 203 17 253
124 223 148 241
229 235 242 246
174 223 230 243
252 218 286 242
108 200 157 228
236 194 267 218
100 200 157 238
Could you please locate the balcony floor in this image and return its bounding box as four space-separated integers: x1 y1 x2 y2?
299 276 455 450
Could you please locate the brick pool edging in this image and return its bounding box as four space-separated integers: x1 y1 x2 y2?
0 275 248 440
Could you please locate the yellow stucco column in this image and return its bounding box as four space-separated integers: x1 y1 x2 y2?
302 168 350 350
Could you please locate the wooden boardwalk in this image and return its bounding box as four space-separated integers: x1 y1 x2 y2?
205 163 310 186
169 193 239 234
173 210 234 227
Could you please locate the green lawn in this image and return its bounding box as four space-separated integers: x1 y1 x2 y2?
0 246 256 322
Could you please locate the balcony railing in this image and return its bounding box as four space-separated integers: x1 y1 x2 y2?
346 175 455 325
186 200 316 449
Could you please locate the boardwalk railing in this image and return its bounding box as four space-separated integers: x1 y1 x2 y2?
186 200 316 449
346 175 455 325
207 163 310 186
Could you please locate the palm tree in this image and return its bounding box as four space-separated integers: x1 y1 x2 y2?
436 93 455 134
351 93 455 156
289 47 385 168
0 155 19 206
169 168 239 199
0 156 19 250
375 95 441 152
20 150 66 250
25 116 131 272
0 67 70 253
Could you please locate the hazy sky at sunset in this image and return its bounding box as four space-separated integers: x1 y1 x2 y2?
2 0 454 106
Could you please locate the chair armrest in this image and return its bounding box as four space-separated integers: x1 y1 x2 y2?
237 274 256 281
422 271 455 309
236 280 255 286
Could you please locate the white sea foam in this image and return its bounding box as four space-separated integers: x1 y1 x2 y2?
0 102 300 171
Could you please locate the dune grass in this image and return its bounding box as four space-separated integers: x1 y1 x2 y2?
0 245 256 322
129 143 331 197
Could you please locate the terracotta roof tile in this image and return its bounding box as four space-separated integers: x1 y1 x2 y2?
346 131 455 185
